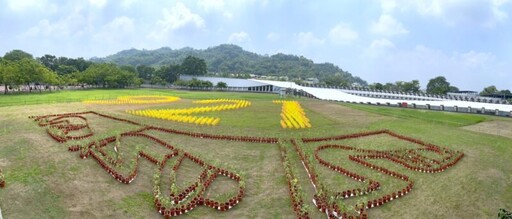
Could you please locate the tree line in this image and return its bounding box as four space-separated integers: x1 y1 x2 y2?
2 49 509 101
0 50 207 94
93 44 367 86
369 76 511 99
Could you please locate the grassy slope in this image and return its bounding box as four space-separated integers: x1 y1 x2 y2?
336 103 512 218
345 103 488 126
0 89 511 218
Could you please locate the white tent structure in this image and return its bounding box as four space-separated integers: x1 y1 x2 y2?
250 79 512 116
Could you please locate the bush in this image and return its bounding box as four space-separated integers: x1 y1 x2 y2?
499 209 512 219
173 78 213 88
216 81 227 88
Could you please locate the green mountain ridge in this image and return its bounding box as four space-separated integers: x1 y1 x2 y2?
91 44 367 86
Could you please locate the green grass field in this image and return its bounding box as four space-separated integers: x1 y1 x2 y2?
0 89 511 218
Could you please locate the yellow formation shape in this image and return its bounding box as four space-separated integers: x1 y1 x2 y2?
126 99 251 126
273 100 311 129
83 96 181 105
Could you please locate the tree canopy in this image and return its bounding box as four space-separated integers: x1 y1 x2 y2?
216 81 227 88
0 50 217 93
181 56 207 76
479 85 512 99
480 85 498 96
79 63 140 88
136 65 155 80
174 78 213 87
426 76 458 95
38 55 92 75
3 50 33 61
1 50 145 94
0 51 62 94
368 80 420 93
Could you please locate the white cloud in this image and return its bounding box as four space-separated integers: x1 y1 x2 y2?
158 2 204 30
221 11 234 19
159 2 205 30
260 0 270 7
7 0 42 11
121 0 138 8
24 20 58 37
359 43 504 89
228 31 250 43
379 0 510 28
370 14 408 37
89 0 107 8
380 0 398 13
370 38 395 50
147 2 205 40
107 16 135 32
328 23 359 45
6 0 57 13
363 38 395 58
197 0 233 19
266 32 280 41
297 32 325 47
198 0 225 11
93 16 135 41
454 50 494 67
22 12 89 38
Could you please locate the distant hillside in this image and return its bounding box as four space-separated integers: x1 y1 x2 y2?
91 44 367 86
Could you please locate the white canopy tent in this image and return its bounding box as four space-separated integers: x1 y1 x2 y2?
250 79 512 113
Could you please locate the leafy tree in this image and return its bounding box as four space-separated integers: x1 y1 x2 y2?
17 58 51 92
216 81 227 88
39 54 58 71
402 80 420 93
188 78 213 87
174 78 213 87
368 82 384 90
3 50 33 61
136 65 155 80
449 86 459 93
0 59 17 94
480 85 498 96
38 55 91 75
156 64 180 84
426 76 451 95
370 80 420 93
0 56 60 93
62 74 78 86
181 56 207 75
173 79 189 87
324 73 350 87
79 63 138 88
78 64 105 87
383 83 395 91
63 57 91 72
500 89 512 95
56 65 78 75
120 65 136 74
41 66 62 89
150 76 167 86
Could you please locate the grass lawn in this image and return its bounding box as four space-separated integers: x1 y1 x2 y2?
0 89 511 218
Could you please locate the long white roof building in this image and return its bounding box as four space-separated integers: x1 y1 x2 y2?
179 75 512 116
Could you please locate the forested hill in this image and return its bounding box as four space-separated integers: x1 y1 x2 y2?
92 44 366 86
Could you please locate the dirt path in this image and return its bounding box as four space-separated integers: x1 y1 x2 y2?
462 119 512 139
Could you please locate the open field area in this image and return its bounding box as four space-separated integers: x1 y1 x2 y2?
0 89 511 218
